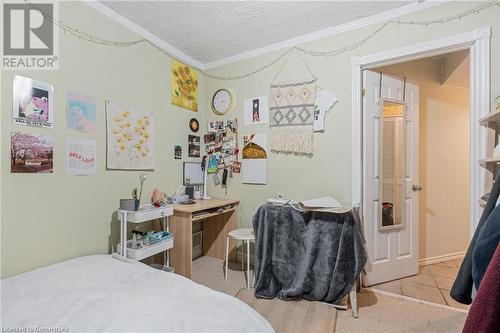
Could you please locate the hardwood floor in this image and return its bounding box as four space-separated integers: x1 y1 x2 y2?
236 288 337 333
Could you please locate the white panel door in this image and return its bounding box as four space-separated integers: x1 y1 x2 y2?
362 70 420 286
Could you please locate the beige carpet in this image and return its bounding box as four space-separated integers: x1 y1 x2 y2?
333 291 466 333
191 256 251 296
192 256 467 333
236 288 337 333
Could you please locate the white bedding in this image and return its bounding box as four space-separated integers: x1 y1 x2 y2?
1 255 273 333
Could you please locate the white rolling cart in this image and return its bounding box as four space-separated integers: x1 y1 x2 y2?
118 205 174 270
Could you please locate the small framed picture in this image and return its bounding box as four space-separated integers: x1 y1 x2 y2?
13 75 54 128
188 135 200 158
174 145 182 159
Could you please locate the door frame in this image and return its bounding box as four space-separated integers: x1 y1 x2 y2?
351 27 491 241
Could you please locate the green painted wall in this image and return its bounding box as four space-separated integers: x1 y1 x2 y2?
1 1 499 278
1 2 205 278
204 2 499 230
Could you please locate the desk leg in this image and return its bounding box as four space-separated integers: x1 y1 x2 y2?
170 211 193 278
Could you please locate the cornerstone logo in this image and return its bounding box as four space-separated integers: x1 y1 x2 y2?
2 1 58 70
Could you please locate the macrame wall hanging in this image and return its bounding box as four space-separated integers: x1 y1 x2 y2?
268 50 317 155
269 52 316 155
269 79 317 155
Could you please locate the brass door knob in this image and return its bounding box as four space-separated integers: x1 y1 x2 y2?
412 185 423 192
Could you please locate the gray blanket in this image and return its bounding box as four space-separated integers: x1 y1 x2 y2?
252 203 367 304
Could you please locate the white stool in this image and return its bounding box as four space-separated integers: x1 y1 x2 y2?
225 228 255 288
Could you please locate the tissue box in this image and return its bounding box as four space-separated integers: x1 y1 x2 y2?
120 199 139 211
167 195 189 204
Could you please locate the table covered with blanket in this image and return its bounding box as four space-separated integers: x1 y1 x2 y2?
252 203 367 304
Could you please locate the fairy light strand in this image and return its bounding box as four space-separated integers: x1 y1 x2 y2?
25 0 500 81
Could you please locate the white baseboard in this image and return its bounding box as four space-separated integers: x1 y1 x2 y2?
418 251 466 266
365 287 468 314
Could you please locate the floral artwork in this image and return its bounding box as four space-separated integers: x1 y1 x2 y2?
67 91 96 132
171 59 198 112
106 101 154 170
12 75 53 128
11 132 53 173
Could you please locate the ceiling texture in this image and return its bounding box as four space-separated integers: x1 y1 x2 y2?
100 1 412 65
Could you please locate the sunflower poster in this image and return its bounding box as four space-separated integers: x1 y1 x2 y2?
106 101 155 170
171 59 198 112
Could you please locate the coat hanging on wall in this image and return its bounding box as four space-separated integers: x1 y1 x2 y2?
269 79 316 155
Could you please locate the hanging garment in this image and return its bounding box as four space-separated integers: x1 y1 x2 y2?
451 171 500 304
462 244 500 333
269 79 316 155
313 88 338 132
472 204 500 288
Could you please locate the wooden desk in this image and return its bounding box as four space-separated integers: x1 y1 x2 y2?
169 198 239 278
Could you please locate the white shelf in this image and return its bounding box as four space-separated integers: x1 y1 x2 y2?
117 204 174 262
124 237 174 261
479 108 500 124
119 205 173 223
479 157 500 165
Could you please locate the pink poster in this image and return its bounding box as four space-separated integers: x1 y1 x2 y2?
11 132 53 173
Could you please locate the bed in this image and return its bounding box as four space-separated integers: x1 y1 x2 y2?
1 254 273 333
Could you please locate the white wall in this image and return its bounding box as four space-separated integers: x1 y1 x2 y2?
204 2 499 233
0 2 205 278
377 57 470 261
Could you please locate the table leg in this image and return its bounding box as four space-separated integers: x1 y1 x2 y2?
225 237 229 280
120 210 128 258
247 240 250 289
350 282 358 318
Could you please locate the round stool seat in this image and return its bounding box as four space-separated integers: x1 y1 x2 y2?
228 228 255 241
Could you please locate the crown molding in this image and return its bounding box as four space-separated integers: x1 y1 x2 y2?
84 0 450 71
83 0 205 70
203 0 449 69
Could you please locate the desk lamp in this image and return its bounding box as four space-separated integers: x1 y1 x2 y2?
138 173 147 203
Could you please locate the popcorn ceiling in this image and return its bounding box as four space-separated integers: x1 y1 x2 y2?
100 1 409 64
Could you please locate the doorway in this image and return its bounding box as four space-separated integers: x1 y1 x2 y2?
351 28 490 307
365 52 471 309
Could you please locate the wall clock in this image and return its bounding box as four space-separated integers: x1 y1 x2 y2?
211 88 235 115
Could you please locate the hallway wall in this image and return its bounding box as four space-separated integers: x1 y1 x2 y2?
377 56 470 261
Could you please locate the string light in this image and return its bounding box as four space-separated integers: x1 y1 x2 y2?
25 0 499 81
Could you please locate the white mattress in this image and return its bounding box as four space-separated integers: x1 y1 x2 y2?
1 255 273 333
